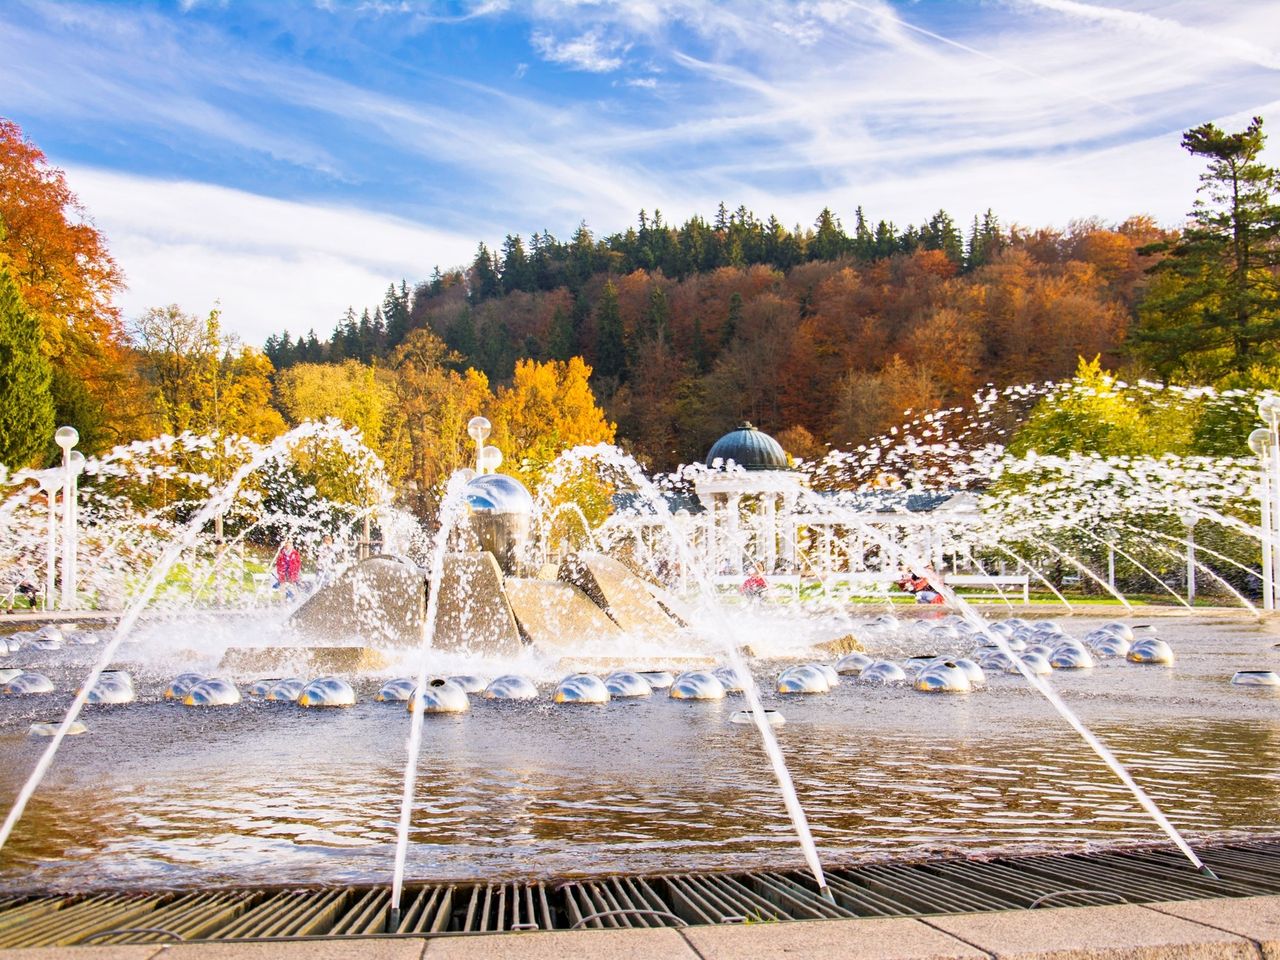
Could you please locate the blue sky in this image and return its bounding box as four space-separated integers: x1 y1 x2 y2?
2 0 1279 343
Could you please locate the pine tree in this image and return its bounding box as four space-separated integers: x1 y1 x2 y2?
810 207 846 261
383 281 411 346
569 222 595 283
714 201 729 232
501 234 531 293
852 206 874 261
1134 116 1280 378
469 242 502 302
722 292 742 348
923 210 964 265
546 306 575 361
646 285 670 343
594 280 627 381
0 261 54 468
690 314 709 373
873 220 898 259
967 209 1004 269
447 308 477 361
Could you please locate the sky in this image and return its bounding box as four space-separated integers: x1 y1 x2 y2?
2 0 1279 345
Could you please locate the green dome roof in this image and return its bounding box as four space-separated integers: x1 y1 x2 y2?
705 422 789 471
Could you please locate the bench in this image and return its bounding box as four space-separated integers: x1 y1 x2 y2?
947 574 1030 603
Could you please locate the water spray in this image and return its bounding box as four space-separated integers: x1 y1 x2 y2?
0 422 346 858
388 471 470 931
844 511 1217 879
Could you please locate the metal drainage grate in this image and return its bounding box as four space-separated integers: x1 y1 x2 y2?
2 838 1279 948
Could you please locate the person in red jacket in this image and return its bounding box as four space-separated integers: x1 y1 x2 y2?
275 539 302 600
897 569 945 605
740 563 768 601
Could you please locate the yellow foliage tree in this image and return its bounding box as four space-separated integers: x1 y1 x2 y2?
387 328 493 510
490 357 617 527
491 357 616 476
274 359 408 485
219 348 286 442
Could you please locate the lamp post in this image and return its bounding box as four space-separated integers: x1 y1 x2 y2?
54 426 81 610
1182 515 1197 605
478 445 503 475
32 468 62 610
467 417 491 474
1251 422 1278 611
1254 396 1274 611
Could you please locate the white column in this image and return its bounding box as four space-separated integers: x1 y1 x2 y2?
1271 424 1280 604
727 494 742 573
762 494 777 572
59 455 75 610
1263 479 1276 611
781 493 796 568
704 494 718 576
1185 521 1196 604
45 489 57 608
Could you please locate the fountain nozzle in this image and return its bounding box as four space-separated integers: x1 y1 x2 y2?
819 885 835 904
387 905 401 933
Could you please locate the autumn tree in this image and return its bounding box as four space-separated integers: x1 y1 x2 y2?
0 119 139 450
490 357 615 481
386 327 492 510
274 359 402 468
132 305 222 435
0 259 54 468
1133 117 1280 380
1006 356 1181 458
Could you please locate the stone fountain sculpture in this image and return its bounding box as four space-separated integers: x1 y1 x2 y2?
279 466 682 662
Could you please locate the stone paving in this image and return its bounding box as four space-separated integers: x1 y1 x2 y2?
1 897 1278 960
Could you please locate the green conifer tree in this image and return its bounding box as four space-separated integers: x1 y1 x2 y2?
547 306 575 361
722 292 743 348
690 314 709 373
646 286 670 343
0 261 55 468
594 280 627 381
1133 116 1280 379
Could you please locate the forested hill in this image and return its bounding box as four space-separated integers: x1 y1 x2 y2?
263 205 1172 471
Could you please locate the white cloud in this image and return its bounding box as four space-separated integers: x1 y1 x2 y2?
1016 0 1280 71
62 166 477 343
531 29 627 71
8 0 1280 350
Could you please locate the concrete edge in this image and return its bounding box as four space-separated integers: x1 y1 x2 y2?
6 899 1279 959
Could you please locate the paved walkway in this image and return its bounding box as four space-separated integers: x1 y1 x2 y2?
2 896 1277 959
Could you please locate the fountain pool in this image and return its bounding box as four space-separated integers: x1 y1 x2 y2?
0 611 1276 895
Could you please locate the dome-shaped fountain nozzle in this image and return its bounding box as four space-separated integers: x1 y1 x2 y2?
462 472 533 574
410 677 471 713
914 661 972 693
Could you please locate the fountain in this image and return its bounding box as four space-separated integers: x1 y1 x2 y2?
1 386 1279 943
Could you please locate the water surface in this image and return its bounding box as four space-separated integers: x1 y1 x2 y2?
0 613 1277 892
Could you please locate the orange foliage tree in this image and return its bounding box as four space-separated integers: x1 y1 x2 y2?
0 119 150 452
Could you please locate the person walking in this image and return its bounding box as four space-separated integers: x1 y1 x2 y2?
275 538 302 601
